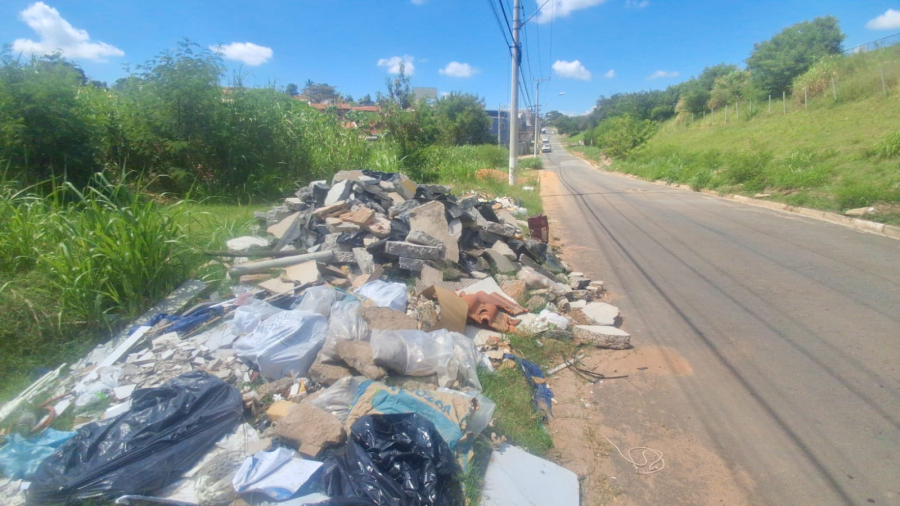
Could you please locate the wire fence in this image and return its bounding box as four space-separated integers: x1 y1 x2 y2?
844 32 900 55
670 45 900 130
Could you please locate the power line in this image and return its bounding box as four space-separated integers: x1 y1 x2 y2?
548 0 554 78
486 0 513 50
498 0 515 42
534 1 543 79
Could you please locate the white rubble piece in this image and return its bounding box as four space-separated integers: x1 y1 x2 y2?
480 443 579 506
573 325 631 349
226 236 269 251
580 302 620 326
324 179 352 206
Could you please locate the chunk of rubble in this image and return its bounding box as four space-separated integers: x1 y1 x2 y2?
407 201 459 262
573 325 631 349
385 241 443 260
580 302 620 326
274 402 347 457
336 341 386 380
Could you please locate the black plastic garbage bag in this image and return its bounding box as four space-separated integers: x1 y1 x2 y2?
321 414 462 506
27 371 242 504
522 238 565 273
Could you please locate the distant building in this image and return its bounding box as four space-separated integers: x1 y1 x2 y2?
486 108 531 155
486 109 510 146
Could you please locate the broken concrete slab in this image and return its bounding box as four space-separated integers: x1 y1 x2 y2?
484 250 518 274
340 207 375 226
398 257 425 272
352 248 376 274
580 302 619 326
324 180 352 206
284 260 321 285
336 341 386 380
499 280 527 304
406 230 444 248
275 402 347 457
308 358 353 386
384 241 443 260
394 175 418 200
573 325 631 349
313 201 348 218
258 277 295 294
267 212 300 240
569 299 588 309
360 307 419 331
332 170 366 183
491 240 516 259
407 200 459 263
365 215 392 238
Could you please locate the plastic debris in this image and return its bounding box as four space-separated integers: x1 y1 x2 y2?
356 280 408 311
0 429 75 480
232 448 322 501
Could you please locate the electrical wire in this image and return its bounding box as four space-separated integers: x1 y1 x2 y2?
534 1 543 79
486 0 513 51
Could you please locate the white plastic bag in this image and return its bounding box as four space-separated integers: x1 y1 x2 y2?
538 309 569 330
356 280 408 311
232 448 322 501
370 329 456 386
233 299 283 334
234 309 328 380
308 376 367 423
448 331 482 391
320 300 369 362
295 285 339 317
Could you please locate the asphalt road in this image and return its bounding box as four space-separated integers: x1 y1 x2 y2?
539 137 900 505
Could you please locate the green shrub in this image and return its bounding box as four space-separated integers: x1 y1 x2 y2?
587 115 657 159
834 179 898 209
791 54 842 103
519 157 543 170
873 132 900 159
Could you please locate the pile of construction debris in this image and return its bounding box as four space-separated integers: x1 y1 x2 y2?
0 170 630 506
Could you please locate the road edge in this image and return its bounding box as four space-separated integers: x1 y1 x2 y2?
563 147 900 242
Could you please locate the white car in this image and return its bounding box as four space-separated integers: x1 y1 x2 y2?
541 143 551 153
542 135 550 143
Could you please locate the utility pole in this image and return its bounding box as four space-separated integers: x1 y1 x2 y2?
533 78 550 157
508 0 521 185
497 104 502 147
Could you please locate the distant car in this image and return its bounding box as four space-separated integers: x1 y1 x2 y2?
542 135 550 142
541 143 551 153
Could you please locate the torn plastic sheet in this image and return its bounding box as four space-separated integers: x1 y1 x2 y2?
320 300 369 362
506 354 554 420
136 306 223 336
321 413 462 506
232 448 322 501
0 429 75 480
356 281 408 311
294 285 340 317
233 309 328 380
27 372 242 503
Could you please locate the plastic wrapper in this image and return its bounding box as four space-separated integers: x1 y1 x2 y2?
295 285 340 317
320 414 463 506
320 300 369 362
233 298 283 334
27 371 242 503
0 429 75 480
356 280 408 311
538 309 569 330
309 376 368 423
370 329 456 386
232 448 322 501
234 309 328 380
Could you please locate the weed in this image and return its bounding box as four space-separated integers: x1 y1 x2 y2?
873 132 900 159
519 157 544 170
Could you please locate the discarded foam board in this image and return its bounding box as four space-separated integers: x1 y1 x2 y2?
480 443 579 506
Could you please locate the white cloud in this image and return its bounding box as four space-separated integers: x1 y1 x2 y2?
535 0 608 24
866 9 900 30
439 61 477 78
552 60 592 80
12 2 123 62
604 69 616 78
626 0 649 8
648 70 679 80
210 42 273 66
440 91 450 97
377 55 415 75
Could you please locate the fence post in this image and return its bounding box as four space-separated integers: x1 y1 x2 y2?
725 105 728 125
832 76 837 100
691 112 694 125
736 101 739 120
768 94 771 114
804 86 808 109
881 66 887 97
749 100 752 118
782 91 786 114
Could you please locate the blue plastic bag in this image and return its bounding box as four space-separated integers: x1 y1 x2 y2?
0 428 75 479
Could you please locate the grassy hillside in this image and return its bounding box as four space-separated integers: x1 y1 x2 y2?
570 45 900 224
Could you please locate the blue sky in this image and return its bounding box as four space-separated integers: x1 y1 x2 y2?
2 1 899 115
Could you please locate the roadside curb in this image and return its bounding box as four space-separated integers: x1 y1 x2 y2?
564 146 900 242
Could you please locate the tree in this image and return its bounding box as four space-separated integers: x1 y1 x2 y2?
285 83 299 96
344 94 354 104
302 81 338 103
433 92 492 146
383 62 412 109
358 94 374 106
707 70 752 109
746 16 845 96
